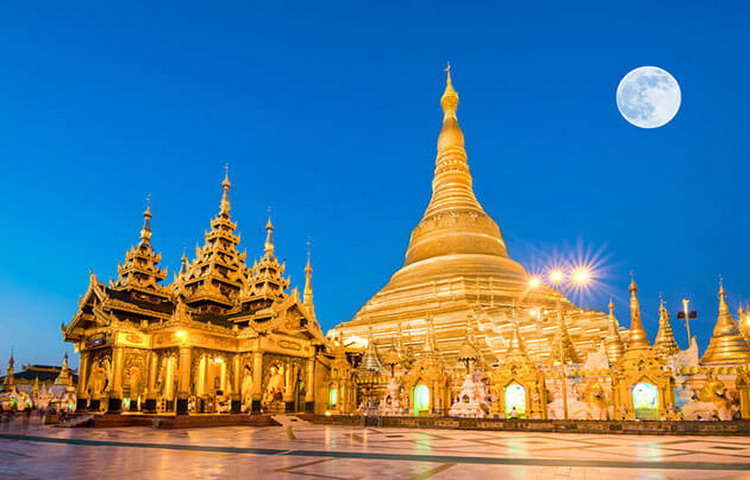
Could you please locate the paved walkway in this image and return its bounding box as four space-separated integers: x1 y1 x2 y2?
2 417 750 479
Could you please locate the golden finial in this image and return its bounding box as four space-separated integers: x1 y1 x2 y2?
140 194 153 244
222 163 231 189
718 277 729 315
263 214 275 257
303 237 314 307
304 236 313 272
440 62 459 116
627 273 649 349
219 165 231 215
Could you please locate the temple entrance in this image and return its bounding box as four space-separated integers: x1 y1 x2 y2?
328 387 338 409
412 384 430 416
504 383 526 418
632 382 659 420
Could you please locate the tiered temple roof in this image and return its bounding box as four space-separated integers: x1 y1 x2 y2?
63 169 324 345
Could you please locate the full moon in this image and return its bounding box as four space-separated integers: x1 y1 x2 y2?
616 66 681 128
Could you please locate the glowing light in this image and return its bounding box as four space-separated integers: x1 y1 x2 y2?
324 410 332 416
528 277 541 289
529 308 541 319
214 357 224 363
549 270 564 284
175 330 187 339
572 268 591 285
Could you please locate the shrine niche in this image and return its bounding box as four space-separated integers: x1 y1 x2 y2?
398 318 449 416
240 358 254 412
612 347 674 420
123 350 146 406
490 327 546 419
87 353 112 401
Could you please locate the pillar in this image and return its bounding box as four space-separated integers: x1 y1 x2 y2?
251 352 263 413
230 355 241 414
107 347 124 414
76 350 90 411
176 346 192 415
305 358 315 413
143 351 158 413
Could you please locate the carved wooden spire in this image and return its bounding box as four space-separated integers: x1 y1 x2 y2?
111 199 169 299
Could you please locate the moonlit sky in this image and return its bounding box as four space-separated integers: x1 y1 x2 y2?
1 2 749 369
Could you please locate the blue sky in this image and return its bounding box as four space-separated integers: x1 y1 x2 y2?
1 2 748 367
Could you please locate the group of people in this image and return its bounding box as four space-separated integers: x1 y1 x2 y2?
0 386 76 423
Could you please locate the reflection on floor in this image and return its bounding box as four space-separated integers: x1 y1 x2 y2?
2 417 750 479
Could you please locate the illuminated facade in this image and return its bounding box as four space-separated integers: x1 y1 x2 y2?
59 69 750 424
325 70 750 422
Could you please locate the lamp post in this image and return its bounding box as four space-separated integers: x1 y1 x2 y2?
528 267 592 420
677 298 697 346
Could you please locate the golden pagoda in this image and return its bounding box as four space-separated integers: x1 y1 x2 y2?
603 298 624 364
625 276 649 350
329 67 612 364
701 280 750 365
653 298 679 356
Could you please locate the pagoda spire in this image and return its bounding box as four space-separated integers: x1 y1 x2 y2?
264 217 275 258
403 65 509 267
457 314 481 369
182 168 246 308
507 322 529 359
701 279 750 364
654 297 679 356
627 275 650 350
242 216 290 307
303 245 314 308
111 199 168 298
358 321 385 374
55 352 73 386
604 298 625 364
219 163 231 216
139 195 152 246
553 311 579 364
3 350 14 388
423 314 438 354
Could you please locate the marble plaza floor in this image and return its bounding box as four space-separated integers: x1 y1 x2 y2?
3 417 750 479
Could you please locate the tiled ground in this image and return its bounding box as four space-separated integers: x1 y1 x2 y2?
2 417 750 479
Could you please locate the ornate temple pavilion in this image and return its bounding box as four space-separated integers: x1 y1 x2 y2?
62 171 327 415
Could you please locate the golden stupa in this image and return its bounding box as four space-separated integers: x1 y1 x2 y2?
330 69 613 364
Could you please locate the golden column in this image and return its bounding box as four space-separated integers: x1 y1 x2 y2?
231 355 241 413
176 345 192 415
251 351 263 413
305 358 315 413
107 346 125 413
76 350 90 411
144 351 159 413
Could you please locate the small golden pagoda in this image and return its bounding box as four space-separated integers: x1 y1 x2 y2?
701 280 750 365
329 67 612 365
653 298 679 357
603 298 624 365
